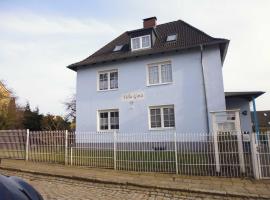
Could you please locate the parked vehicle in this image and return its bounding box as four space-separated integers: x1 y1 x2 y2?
0 174 43 200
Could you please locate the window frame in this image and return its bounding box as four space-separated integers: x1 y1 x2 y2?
97 109 119 131
166 34 177 42
113 45 123 52
131 35 151 51
148 105 175 130
146 61 173 86
97 69 118 91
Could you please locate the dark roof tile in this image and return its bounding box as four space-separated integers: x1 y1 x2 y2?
68 20 229 71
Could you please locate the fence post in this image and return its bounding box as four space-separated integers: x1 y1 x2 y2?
114 131 117 170
235 111 245 174
174 132 179 174
65 130 68 165
268 132 270 152
70 147 73 166
211 113 220 173
250 132 260 179
25 129 30 161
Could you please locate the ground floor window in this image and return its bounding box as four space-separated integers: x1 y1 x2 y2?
98 110 119 130
149 105 175 129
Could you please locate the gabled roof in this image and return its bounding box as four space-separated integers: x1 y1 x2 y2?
225 91 265 101
68 19 229 71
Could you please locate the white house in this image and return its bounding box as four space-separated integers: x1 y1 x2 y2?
68 17 264 133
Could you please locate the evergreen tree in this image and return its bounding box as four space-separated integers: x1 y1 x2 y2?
23 103 43 130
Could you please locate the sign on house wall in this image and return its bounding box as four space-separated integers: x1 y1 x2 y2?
121 91 145 102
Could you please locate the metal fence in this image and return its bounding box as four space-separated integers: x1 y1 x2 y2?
0 130 269 179
0 130 27 159
255 132 270 179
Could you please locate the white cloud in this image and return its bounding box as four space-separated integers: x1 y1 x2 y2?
0 11 122 115
0 12 116 35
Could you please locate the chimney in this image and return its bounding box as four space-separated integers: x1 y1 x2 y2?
143 17 157 28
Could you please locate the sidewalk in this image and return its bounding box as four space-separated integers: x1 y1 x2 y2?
1 159 270 199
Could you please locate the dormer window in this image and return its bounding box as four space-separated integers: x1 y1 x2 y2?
166 34 177 42
131 35 151 51
113 45 123 52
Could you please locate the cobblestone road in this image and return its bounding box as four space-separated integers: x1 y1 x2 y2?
0 169 244 200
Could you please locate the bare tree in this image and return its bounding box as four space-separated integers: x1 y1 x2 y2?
64 94 76 121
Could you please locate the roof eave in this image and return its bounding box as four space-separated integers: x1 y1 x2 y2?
220 40 230 64
225 91 265 101
67 39 228 72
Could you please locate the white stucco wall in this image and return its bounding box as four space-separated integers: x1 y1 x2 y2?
225 97 252 132
76 45 225 133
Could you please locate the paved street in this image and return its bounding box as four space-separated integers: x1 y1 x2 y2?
1 160 270 199
0 169 242 200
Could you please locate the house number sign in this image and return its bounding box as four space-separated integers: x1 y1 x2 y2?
121 91 145 102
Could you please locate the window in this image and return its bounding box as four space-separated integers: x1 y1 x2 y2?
132 38 140 50
99 110 119 130
113 45 123 52
131 35 151 50
98 70 118 91
142 35 150 48
161 63 172 83
149 105 175 129
148 65 159 84
166 34 177 42
147 62 172 85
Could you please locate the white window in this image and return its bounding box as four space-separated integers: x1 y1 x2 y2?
131 35 151 51
166 34 177 42
99 110 119 130
147 62 172 85
142 35 150 48
148 65 159 84
149 105 175 129
98 70 118 91
132 38 140 50
113 45 123 52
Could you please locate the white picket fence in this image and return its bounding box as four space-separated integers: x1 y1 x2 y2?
0 130 269 179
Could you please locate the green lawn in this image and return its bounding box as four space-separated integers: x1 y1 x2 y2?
0 146 247 176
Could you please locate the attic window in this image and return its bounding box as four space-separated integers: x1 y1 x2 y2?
166 34 177 42
113 45 123 52
131 35 151 51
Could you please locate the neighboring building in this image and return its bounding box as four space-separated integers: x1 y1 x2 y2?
68 17 264 133
251 110 270 132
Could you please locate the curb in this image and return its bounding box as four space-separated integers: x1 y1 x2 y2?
0 166 267 199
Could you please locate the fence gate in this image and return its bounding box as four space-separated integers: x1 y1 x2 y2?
255 132 270 179
211 110 246 176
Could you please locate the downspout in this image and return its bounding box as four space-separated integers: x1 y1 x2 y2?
200 45 210 133
252 96 260 141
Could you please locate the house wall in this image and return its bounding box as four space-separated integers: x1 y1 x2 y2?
202 46 227 131
225 97 252 132
76 45 225 133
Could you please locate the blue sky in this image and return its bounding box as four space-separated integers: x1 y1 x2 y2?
1 0 270 115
